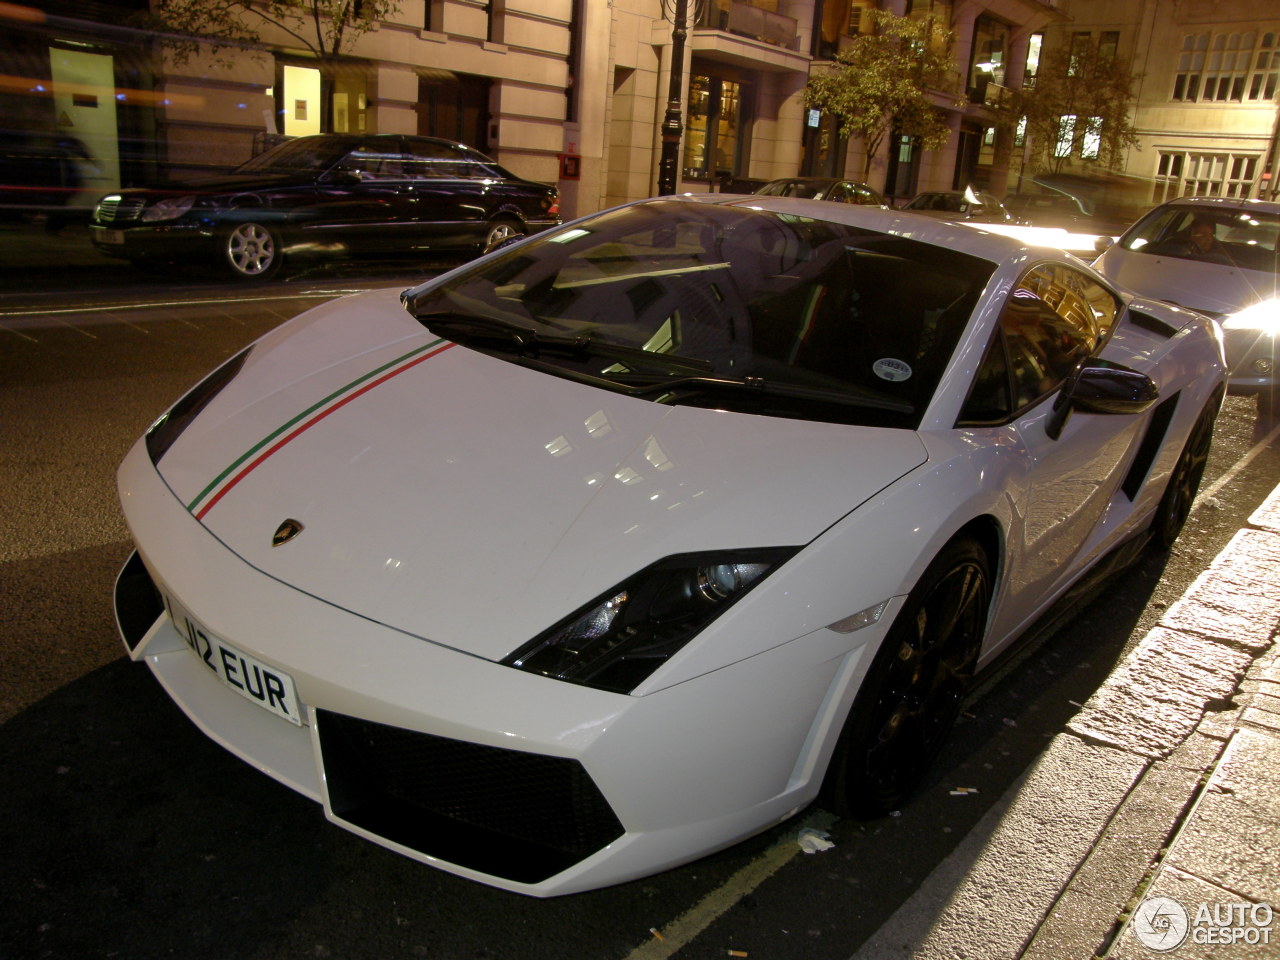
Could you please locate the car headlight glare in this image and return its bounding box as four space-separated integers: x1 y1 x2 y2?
504 548 797 694
1222 297 1280 336
142 195 197 222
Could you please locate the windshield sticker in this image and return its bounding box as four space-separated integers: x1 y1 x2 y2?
873 358 912 382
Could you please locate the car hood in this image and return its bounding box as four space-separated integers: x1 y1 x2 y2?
1097 247 1278 316
154 289 928 661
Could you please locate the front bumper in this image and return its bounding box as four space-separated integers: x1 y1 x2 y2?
90 222 216 261
114 437 871 895
1223 326 1278 396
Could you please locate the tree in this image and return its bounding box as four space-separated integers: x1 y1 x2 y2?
993 41 1140 175
804 10 962 182
137 0 401 131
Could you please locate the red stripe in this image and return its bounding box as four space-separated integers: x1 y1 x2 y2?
195 342 455 519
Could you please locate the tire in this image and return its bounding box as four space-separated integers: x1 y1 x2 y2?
482 218 524 254
822 539 990 819
1151 399 1217 550
224 222 281 279
1258 388 1279 422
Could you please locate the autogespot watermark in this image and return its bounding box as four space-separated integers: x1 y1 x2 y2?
1132 895 1274 952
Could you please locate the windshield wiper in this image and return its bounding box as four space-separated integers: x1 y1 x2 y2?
607 373 915 415
418 311 547 354
417 311 713 374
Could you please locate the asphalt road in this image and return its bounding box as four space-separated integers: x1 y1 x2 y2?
2 272 1278 960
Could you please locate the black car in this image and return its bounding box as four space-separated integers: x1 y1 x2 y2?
900 190 1014 223
0 130 100 226
754 177 887 207
89 133 560 279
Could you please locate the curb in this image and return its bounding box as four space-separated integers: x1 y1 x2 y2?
850 483 1280 960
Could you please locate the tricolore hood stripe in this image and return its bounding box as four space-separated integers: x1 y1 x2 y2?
189 338 455 519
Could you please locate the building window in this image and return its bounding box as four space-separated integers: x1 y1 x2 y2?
1154 150 1261 201
1173 30 1279 102
968 14 1010 102
1068 31 1091 75
1098 30 1119 60
486 0 504 43
682 71 753 182
1023 33 1042 88
276 60 368 135
814 0 874 60
1080 117 1102 159
1054 115 1075 158
416 72 491 150
566 0 583 123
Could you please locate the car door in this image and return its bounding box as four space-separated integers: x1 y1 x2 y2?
959 262 1144 641
401 139 490 247
310 136 417 252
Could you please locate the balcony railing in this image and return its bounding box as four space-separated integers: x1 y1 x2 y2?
697 1 800 51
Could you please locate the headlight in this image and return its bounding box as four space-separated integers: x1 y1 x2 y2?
1222 297 1280 335
504 548 798 694
146 348 251 464
141 195 197 222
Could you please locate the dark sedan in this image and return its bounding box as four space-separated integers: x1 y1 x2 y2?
754 177 887 207
900 190 1013 223
90 134 560 279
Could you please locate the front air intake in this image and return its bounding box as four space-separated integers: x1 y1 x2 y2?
316 710 624 884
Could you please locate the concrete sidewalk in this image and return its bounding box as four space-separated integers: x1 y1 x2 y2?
853 483 1280 959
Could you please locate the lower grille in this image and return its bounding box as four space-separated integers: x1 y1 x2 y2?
316 710 625 884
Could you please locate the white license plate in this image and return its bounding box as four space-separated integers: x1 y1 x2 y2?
165 595 302 726
97 228 125 244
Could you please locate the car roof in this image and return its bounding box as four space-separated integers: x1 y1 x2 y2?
1155 196 1280 216
765 177 850 186
667 193 1057 263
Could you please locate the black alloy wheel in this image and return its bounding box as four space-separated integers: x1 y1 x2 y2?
482 217 524 252
823 539 990 819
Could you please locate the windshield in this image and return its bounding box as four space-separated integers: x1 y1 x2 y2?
405 200 995 428
1122 204 1280 273
234 135 360 175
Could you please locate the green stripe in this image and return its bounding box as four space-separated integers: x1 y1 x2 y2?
187 338 447 512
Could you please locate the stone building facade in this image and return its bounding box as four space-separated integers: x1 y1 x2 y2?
3 0 1276 221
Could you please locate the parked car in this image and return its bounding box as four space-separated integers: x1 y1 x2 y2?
989 192 1135 257
89 133 560 279
901 189 1014 223
754 177 887 207
1093 196 1279 414
113 195 1225 896
0 130 104 226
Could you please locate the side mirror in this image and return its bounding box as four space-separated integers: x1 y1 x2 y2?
1046 359 1158 440
1094 235 1116 254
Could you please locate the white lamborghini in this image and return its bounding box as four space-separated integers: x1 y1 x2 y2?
114 195 1227 896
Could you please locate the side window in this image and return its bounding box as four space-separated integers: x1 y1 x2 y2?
1121 208 1191 255
404 140 468 179
341 140 405 179
827 183 854 203
960 334 1014 424
959 263 1119 423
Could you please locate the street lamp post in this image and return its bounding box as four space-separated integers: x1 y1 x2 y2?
656 0 689 196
